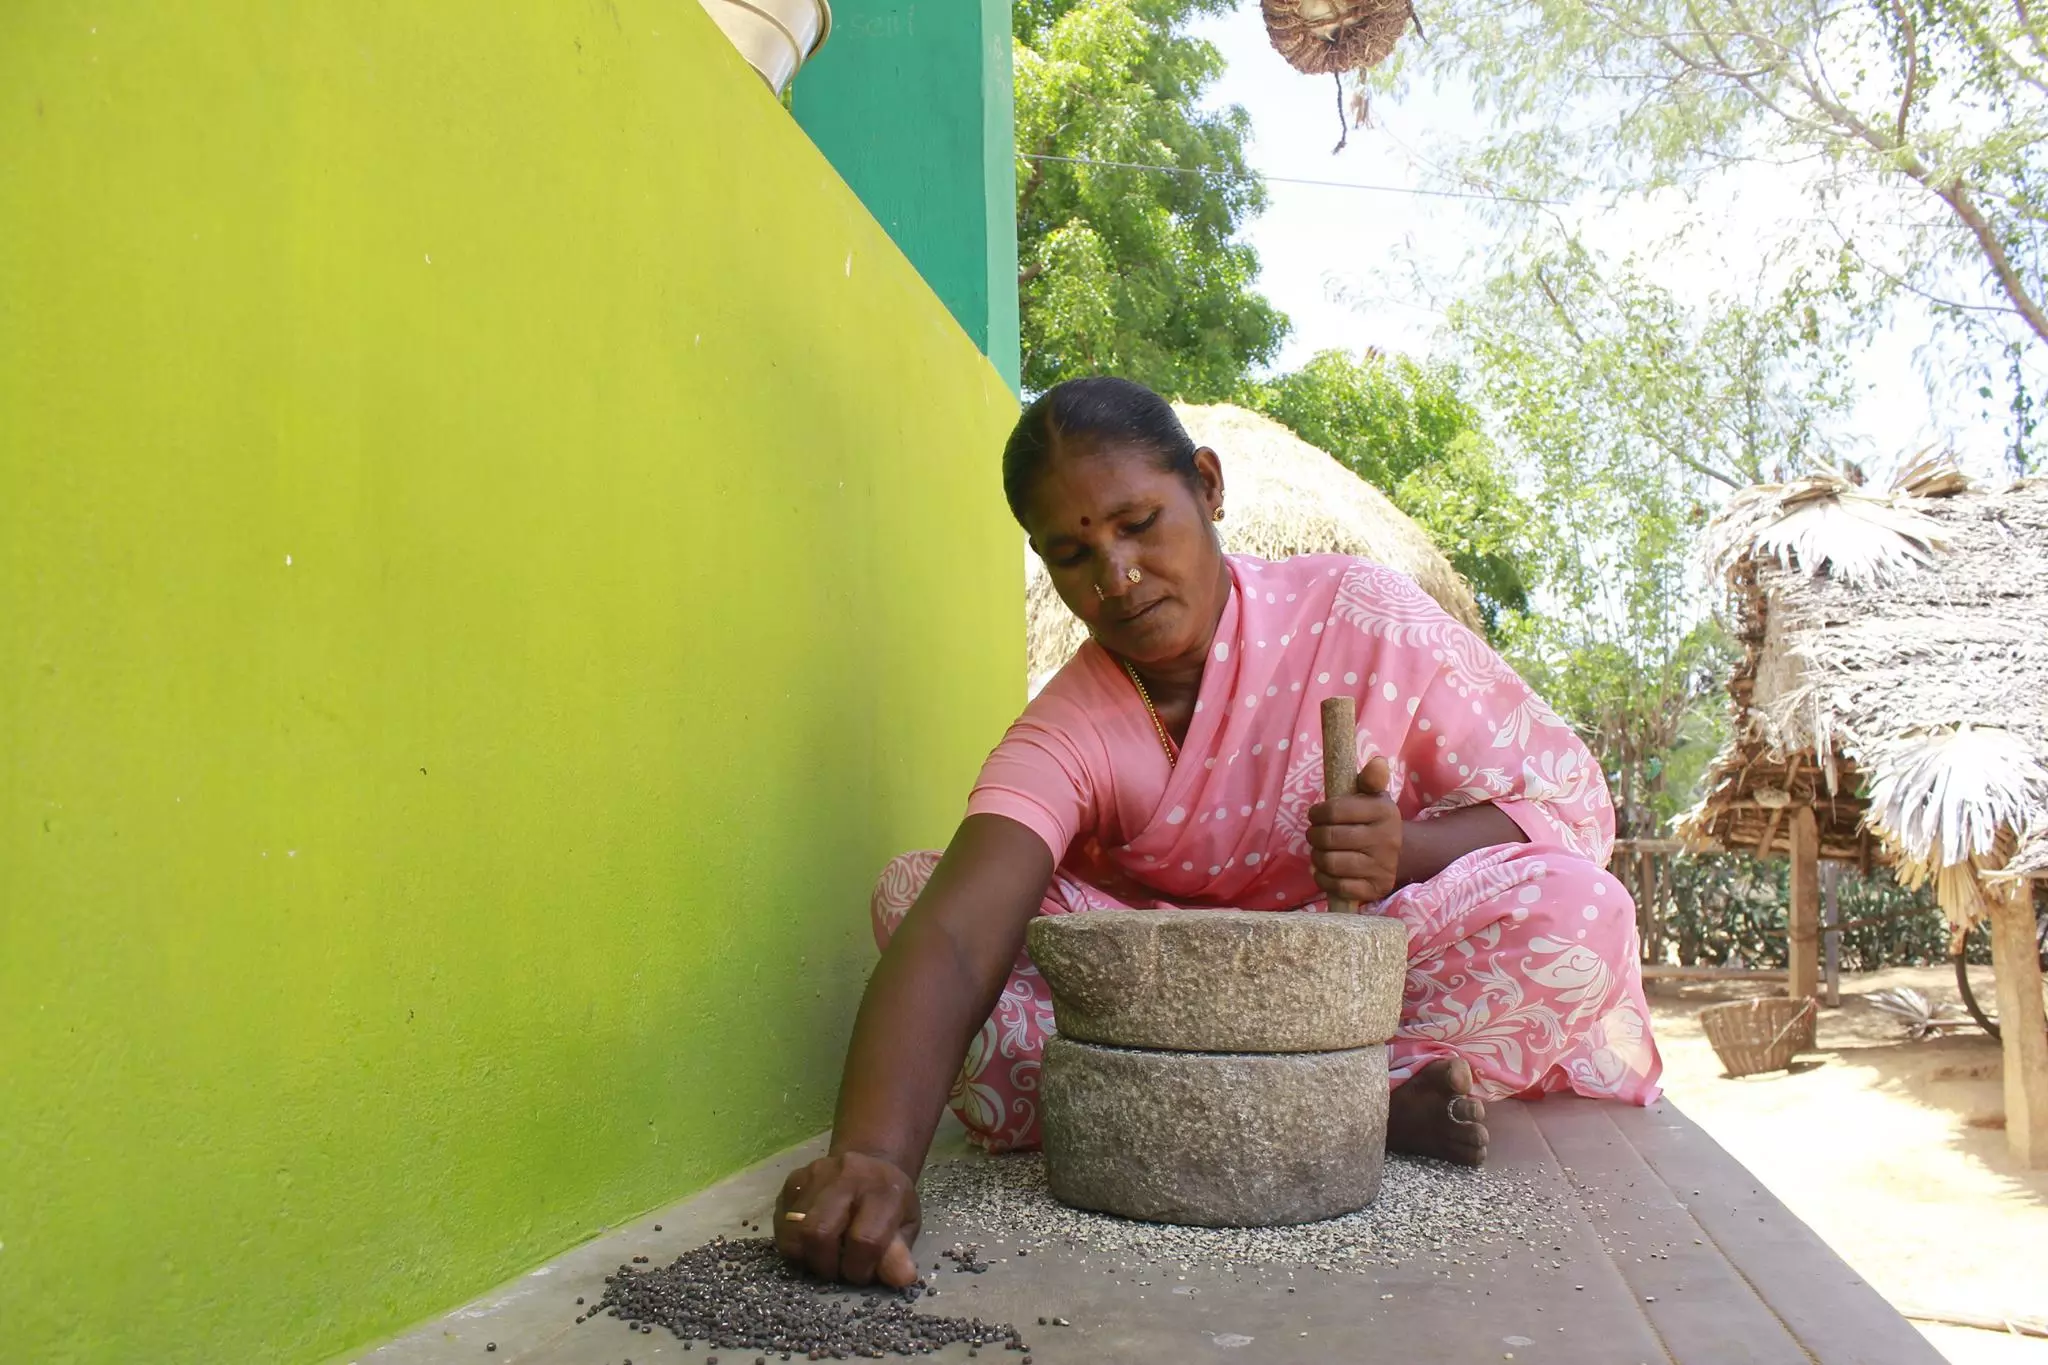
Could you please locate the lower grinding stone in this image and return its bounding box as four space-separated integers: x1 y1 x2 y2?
1040 1036 1389 1227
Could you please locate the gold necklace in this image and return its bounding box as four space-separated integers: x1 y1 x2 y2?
1120 659 1177 767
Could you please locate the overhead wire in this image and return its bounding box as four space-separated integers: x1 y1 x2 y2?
1017 151 1559 206
1017 151 1971 231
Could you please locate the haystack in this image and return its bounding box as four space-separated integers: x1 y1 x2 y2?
1678 460 2048 1166
1025 402 1482 694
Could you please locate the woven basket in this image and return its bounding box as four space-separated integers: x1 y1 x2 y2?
1261 0 1414 74
1700 998 1818 1078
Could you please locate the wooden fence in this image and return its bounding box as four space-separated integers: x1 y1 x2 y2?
1612 836 1856 1002
1611 837 1682 971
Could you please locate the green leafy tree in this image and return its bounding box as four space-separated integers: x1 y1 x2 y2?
1449 237 1857 835
1246 349 1538 633
1015 0 1289 396
1461 236 1862 491
1384 0 2048 469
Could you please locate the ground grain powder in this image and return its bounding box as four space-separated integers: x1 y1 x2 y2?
917 1152 1565 1272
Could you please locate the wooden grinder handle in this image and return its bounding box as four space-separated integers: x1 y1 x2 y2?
1320 695 1360 914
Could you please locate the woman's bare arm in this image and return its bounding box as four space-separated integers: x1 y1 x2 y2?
1395 804 1526 887
775 814 1052 1287
831 814 1052 1171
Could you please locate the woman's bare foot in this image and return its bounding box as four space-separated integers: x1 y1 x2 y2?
1386 1057 1488 1166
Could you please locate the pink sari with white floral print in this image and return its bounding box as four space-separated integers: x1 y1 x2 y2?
874 554 1661 1151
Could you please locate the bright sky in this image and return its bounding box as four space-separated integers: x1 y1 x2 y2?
1185 1 2021 482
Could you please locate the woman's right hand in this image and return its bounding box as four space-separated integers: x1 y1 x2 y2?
773 1150 922 1288
776 816 1050 1289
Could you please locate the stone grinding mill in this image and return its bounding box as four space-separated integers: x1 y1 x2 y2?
1028 698 1409 1227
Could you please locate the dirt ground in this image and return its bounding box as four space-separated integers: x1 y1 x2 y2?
1648 965 2048 1364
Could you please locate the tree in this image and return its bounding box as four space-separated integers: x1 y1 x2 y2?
1448 237 1858 835
1246 349 1539 633
1460 235 1862 491
1385 0 2048 469
1015 0 1289 396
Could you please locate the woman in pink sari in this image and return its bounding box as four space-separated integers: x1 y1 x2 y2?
776 378 1661 1288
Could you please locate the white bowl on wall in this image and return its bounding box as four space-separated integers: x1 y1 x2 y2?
697 0 832 95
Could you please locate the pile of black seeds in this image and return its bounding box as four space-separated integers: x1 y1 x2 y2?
586 1237 1029 1359
940 1243 990 1274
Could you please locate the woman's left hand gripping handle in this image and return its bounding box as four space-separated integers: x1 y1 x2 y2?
1308 754 1403 905
774 1152 923 1288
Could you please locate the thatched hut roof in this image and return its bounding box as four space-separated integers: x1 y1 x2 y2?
1026 402 1482 693
1678 460 2048 927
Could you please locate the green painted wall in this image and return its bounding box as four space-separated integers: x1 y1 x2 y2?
795 0 1022 391
0 5 1021 1362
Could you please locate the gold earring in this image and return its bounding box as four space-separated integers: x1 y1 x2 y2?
1125 567 1142 584
1213 505 1225 522
1094 583 1105 600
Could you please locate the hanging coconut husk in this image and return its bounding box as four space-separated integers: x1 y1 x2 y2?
1262 0 1415 75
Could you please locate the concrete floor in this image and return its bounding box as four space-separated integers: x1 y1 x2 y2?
353 1099 1944 1365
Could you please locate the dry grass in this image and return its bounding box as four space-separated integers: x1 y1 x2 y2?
1681 468 2048 926
1706 470 1949 590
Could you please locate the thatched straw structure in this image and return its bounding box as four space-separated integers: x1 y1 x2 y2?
1680 463 2048 924
1679 460 2048 1166
1024 403 1482 694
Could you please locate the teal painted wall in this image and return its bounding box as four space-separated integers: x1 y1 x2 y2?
796 0 1022 391
0 4 1022 1361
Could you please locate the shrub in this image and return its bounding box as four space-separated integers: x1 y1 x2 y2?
1657 854 1975 969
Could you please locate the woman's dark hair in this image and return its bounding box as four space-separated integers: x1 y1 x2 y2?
1001 377 1199 525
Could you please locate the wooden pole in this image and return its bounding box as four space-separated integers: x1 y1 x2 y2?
1821 859 1841 1009
1643 964 1789 982
1988 877 2048 1168
1755 805 1786 858
1319 696 1360 915
1645 851 1664 966
1632 848 1645 963
1788 806 1820 1002
1630 847 1646 962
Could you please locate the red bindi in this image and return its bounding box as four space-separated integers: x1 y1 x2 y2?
1079 516 1091 527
